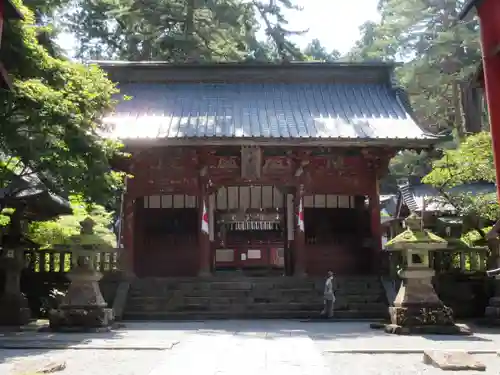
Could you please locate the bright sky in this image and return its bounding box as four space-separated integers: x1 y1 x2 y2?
58 0 381 57
285 0 381 54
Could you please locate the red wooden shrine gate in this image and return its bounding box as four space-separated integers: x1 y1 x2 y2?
460 0 500 199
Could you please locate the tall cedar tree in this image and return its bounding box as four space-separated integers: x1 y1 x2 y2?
59 0 307 62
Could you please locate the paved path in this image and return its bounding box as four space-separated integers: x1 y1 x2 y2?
1 321 500 375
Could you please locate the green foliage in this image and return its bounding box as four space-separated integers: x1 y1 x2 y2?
57 0 310 62
348 0 482 134
423 132 498 241
381 150 434 192
28 196 116 248
251 0 307 61
0 213 10 227
303 39 340 62
462 226 493 246
0 0 125 208
62 0 260 61
346 0 486 192
424 132 495 187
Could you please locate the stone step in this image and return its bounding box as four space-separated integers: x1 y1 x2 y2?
125 276 388 320
128 291 383 301
125 297 387 312
128 284 383 293
123 309 388 321
129 281 383 290
130 277 382 288
127 293 384 305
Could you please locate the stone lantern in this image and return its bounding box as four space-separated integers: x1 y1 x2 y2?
0 217 31 327
0 242 31 326
49 217 114 332
383 214 471 335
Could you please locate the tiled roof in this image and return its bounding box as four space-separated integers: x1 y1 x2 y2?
400 184 419 212
399 182 496 213
103 83 433 143
458 0 479 20
380 194 399 217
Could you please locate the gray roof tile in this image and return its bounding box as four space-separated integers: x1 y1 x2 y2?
103 83 431 141
399 182 496 213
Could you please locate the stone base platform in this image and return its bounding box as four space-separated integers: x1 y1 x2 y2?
383 323 472 335
49 307 114 332
370 305 473 335
369 321 472 335
389 305 455 326
481 303 500 326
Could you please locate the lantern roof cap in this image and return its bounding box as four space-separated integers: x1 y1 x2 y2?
386 214 448 250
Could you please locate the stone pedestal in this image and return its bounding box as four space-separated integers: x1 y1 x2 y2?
49 267 114 332
484 276 500 325
385 268 471 335
0 256 30 326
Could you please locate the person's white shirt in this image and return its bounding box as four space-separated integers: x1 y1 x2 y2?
324 276 335 301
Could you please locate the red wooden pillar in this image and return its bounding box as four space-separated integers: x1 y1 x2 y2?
198 183 211 276
460 0 500 199
369 177 382 270
294 184 307 276
121 192 136 277
0 0 5 49
478 1 500 200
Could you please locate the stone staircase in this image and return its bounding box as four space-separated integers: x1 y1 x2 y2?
123 275 389 320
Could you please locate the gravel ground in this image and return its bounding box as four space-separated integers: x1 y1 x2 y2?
323 353 500 375
1 321 500 375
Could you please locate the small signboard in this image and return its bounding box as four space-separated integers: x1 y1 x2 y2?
247 249 261 259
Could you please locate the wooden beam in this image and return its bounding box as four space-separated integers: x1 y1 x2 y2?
4 0 24 20
119 137 439 150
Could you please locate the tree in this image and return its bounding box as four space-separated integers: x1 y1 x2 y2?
348 0 483 135
424 132 495 188
423 132 498 242
346 0 487 192
61 0 268 62
28 196 117 249
347 21 395 62
59 0 305 62
0 1 125 211
303 39 340 62
380 150 434 193
250 0 306 61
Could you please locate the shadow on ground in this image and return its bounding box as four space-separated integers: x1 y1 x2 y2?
0 322 123 364
119 320 500 344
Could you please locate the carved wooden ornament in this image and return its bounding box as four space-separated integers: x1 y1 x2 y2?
241 146 261 180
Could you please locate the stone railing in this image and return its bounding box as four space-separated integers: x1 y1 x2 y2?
23 246 119 274
430 248 488 273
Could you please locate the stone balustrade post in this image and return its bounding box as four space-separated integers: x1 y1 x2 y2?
484 240 500 324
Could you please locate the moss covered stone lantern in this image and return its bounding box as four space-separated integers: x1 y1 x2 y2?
49 217 114 332
383 214 471 335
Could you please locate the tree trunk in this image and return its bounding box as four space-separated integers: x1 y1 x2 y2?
460 78 483 134
452 80 465 140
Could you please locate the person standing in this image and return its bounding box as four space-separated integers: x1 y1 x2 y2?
321 271 336 318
